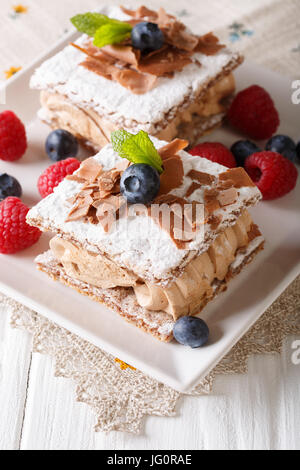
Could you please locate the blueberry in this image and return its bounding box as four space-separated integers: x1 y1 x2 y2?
173 316 209 348
0 173 22 201
120 164 160 204
296 141 300 163
265 134 297 162
131 22 164 53
230 140 260 167
46 129 78 162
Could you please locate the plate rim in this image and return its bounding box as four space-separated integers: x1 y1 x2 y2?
0 34 299 393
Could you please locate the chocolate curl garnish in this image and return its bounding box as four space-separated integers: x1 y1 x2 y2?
162 23 199 52
186 182 202 198
72 41 158 94
75 157 103 182
187 169 216 186
65 157 127 226
196 32 225 55
136 48 193 77
158 138 189 160
116 69 158 94
218 168 256 188
71 6 225 94
101 44 141 67
120 5 159 20
93 195 125 233
217 188 238 206
150 194 204 249
159 157 184 196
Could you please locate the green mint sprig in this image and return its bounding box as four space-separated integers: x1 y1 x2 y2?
111 130 164 174
71 12 132 48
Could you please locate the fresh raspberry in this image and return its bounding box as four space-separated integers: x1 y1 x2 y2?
227 85 279 140
38 158 80 198
0 197 41 254
245 151 298 200
0 111 27 161
189 142 236 168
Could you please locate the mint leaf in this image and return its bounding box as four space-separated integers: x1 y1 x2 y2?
111 130 164 174
71 13 110 36
93 22 132 48
111 130 132 158
71 13 132 45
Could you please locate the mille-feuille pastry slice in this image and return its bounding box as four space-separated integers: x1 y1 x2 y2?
30 5 243 150
27 133 264 342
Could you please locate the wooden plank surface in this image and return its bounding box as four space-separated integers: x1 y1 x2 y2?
1 305 299 450
0 304 32 450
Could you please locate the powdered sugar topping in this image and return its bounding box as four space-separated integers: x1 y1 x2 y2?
30 5 241 133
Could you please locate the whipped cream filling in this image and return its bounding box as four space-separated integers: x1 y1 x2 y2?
38 73 235 148
49 211 262 320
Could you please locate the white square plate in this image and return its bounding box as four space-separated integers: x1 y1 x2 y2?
0 32 299 392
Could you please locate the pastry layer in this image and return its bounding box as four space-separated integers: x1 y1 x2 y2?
38 74 235 150
36 236 264 342
30 5 243 137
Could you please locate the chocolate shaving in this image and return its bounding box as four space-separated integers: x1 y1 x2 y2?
204 188 219 200
65 157 126 228
196 32 225 55
116 68 158 94
158 156 184 195
204 188 221 215
217 187 238 206
94 195 125 232
150 195 190 248
66 200 91 222
163 23 199 52
81 54 158 94
137 47 193 77
218 168 256 188
217 179 235 190
188 169 216 185
158 138 189 160
205 199 221 215
186 182 202 198
101 44 140 67
76 157 103 182
66 174 86 183
149 194 204 249
98 169 120 193
71 6 225 94
121 5 158 20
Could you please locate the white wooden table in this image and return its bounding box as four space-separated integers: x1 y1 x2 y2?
0 303 299 450
0 0 299 451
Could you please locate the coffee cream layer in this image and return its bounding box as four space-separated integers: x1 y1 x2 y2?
50 210 259 321
39 74 235 150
